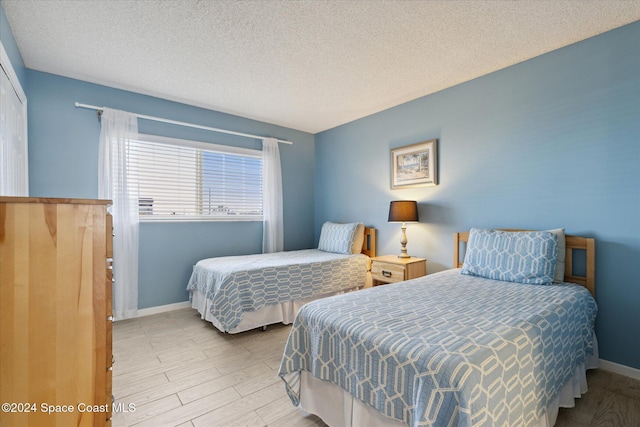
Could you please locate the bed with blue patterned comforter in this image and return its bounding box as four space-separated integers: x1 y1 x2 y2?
278 269 597 427
186 249 369 332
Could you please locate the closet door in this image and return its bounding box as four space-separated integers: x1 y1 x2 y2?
0 42 28 196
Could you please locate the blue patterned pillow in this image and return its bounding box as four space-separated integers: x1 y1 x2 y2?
461 228 558 285
318 222 359 254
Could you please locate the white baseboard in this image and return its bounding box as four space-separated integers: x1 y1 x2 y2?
599 359 640 380
116 301 191 320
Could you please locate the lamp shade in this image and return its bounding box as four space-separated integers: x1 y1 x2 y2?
388 200 419 222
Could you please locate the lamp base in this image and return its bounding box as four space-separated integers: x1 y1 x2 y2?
398 223 410 259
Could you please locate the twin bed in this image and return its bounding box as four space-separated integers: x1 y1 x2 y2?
187 224 598 427
278 228 598 427
187 222 376 333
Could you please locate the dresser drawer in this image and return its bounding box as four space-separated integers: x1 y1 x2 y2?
371 262 406 283
371 255 427 286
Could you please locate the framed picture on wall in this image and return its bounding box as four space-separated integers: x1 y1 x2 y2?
391 139 438 189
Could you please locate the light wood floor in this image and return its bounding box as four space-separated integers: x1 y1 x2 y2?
112 308 640 427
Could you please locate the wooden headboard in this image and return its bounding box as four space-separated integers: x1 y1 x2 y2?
362 227 377 258
453 229 595 297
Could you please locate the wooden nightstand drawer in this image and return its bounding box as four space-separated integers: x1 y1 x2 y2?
372 262 406 283
371 255 427 286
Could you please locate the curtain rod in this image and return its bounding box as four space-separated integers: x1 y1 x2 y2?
74 102 293 145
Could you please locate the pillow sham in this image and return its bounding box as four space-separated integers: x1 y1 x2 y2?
318 222 359 255
546 228 566 283
461 228 558 285
351 223 365 254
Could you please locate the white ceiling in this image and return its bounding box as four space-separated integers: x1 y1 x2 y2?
3 0 640 134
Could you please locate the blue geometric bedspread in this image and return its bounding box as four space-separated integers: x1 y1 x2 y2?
278 269 597 427
186 249 369 331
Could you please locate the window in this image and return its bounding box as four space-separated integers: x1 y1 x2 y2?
129 134 262 221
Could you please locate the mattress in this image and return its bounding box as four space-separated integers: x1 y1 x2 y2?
186 249 370 332
278 269 598 427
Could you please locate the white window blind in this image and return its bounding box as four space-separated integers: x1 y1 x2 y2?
129 134 262 221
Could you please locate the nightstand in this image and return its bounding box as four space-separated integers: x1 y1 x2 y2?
371 255 427 286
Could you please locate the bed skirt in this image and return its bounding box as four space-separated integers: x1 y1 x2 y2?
296 336 600 427
190 284 364 334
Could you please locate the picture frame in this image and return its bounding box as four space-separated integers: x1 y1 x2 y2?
390 139 438 189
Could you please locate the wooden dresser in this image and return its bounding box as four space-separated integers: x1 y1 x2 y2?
0 197 113 427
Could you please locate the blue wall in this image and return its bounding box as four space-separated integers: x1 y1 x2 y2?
315 21 640 370
25 70 316 309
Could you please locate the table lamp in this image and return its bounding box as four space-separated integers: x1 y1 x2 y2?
388 200 419 258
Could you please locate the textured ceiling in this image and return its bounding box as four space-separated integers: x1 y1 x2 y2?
3 0 640 133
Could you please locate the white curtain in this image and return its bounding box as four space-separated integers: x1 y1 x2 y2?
99 108 139 319
262 138 283 253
